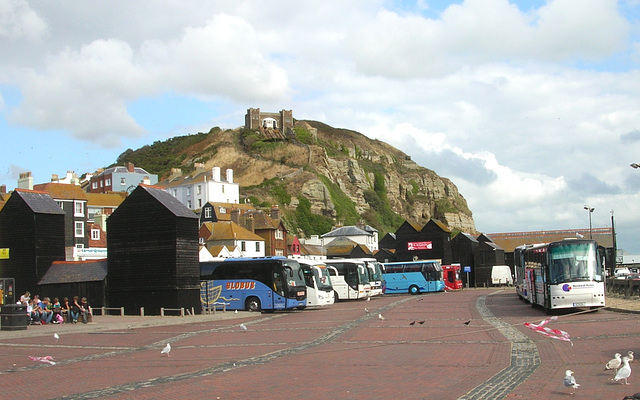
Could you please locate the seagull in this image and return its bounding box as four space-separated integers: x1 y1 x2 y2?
563 370 580 394
234 310 238 314
418 320 425 325
378 313 385 321
160 343 171 357
629 351 635 363
240 323 247 331
364 308 369 313
53 333 59 343
605 353 622 373
409 321 416 326
463 320 471 326
614 356 632 384
366 297 371 302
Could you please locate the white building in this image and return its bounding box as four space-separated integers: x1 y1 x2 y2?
159 165 240 210
321 224 379 253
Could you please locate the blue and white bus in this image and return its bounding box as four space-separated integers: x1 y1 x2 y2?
382 260 445 294
200 257 307 312
354 258 386 296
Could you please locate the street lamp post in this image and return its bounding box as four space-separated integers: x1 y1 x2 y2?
584 206 594 239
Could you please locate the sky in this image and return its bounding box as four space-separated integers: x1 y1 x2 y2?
1 0 640 253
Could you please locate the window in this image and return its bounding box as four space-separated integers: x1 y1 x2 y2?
121 177 126 185
275 249 284 256
187 200 192 209
75 243 84 249
100 181 103 188
204 207 212 218
92 182 98 189
91 229 100 240
241 241 246 252
173 189 177 197
222 185 225 193
197 185 202 195
275 229 283 240
198 199 202 208
105 178 111 186
57 201 64 210
75 221 84 238
74 201 84 217
186 186 191 196
255 242 261 252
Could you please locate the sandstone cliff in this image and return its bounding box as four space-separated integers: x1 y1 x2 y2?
120 120 476 237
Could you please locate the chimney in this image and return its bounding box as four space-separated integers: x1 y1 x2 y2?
127 162 135 173
270 205 280 220
51 173 59 182
169 168 182 179
226 168 233 183
17 172 33 190
212 167 221 182
246 213 254 233
0 184 5 194
230 208 240 224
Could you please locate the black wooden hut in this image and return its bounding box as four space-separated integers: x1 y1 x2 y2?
0 190 65 295
107 185 200 315
37 260 108 307
451 232 479 287
394 219 453 264
473 234 506 287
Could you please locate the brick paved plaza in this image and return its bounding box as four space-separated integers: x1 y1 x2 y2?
1 289 639 399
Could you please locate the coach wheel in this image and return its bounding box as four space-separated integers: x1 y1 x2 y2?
334 291 339 302
245 297 261 312
409 285 420 295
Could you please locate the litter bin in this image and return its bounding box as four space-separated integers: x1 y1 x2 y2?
1 304 29 331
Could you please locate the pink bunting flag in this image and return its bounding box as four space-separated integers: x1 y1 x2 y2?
29 356 56 365
523 316 573 346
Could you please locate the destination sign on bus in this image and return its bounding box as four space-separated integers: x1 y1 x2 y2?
408 241 432 250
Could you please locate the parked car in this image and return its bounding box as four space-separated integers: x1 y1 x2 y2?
625 274 640 280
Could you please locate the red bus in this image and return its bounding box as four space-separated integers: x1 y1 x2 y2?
442 264 463 290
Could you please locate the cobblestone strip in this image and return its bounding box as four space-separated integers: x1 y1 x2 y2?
54 297 412 400
458 292 540 400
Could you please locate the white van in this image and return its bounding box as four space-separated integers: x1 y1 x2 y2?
491 265 513 286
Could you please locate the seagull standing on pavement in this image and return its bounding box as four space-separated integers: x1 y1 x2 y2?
563 370 580 394
614 356 632 384
628 350 635 363
605 353 622 373
53 333 59 343
160 343 171 357
240 323 247 331
378 313 385 321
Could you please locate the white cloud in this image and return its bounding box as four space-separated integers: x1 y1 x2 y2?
0 0 47 41
347 0 629 78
